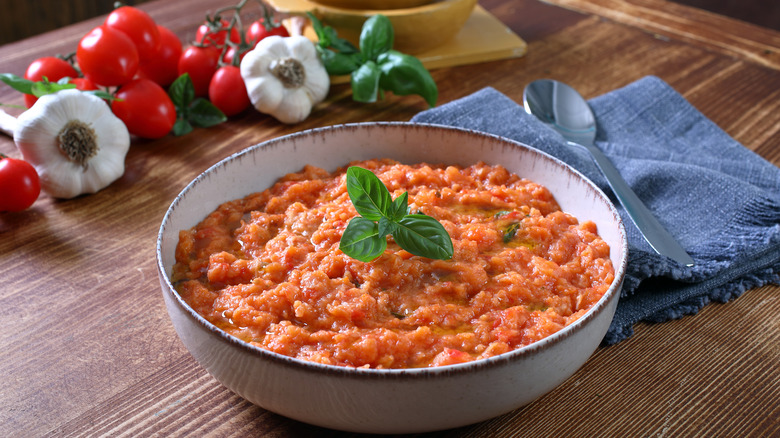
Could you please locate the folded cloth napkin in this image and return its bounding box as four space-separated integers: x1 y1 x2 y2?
411 76 780 344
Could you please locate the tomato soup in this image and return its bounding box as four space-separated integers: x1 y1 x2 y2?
172 160 614 368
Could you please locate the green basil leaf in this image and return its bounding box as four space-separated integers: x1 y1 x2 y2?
377 50 438 107
168 73 195 112
307 12 327 44
502 222 520 243
308 12 358 54
394 214 453 260
340 216 387 262
83 90 118 101
351 61 381 103
389 191 408 222
187 98 227 128
359 14 393 62
0 73 34 94
172 118 193 136
317 47 361 76
378 216 397 238
330 33 359 54
345 166 392 221
30 80 76 97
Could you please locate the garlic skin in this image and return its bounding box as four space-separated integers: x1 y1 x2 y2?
240 35 330 124
14 89 130 199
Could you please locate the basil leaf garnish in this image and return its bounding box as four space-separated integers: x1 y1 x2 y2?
394 214 454 260
339 216 387 262
340 166 453 262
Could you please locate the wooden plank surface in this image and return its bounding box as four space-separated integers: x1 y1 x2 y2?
0 0 778 436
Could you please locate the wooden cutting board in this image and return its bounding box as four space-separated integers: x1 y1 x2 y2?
408 5 527 69
296 5 528 83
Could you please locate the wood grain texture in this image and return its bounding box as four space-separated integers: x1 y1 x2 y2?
541 0 780 69
0 0 778 436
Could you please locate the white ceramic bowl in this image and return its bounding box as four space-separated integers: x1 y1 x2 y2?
157 123 627 434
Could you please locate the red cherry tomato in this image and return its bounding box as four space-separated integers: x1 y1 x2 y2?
178 45 220 97
111 78 176 139
0 155 40 212
222 45 248 65
23 57 79 108
68 77 98 91
24 57 78 82
77 25 139 86
105 5 160 61
138 25 183 87
247 18 289 46
208 66 250 117
195 19 240 48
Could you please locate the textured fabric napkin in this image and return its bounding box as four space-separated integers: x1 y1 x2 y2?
411 76 780 344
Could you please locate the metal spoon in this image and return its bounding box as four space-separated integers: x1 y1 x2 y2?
523 79 694 266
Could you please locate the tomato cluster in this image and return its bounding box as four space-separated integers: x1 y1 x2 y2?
75 6 178 139
180 13 289 116
20 4 292 138
5 4 292 211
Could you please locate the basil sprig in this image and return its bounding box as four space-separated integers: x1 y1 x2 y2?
168 73 227 136
308 13 438 107
0 73 115 102
339 166 453 262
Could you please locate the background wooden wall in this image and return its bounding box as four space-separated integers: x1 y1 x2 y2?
0 0 152 45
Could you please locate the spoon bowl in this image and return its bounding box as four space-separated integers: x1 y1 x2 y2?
523 79 694 267
523 79 596 147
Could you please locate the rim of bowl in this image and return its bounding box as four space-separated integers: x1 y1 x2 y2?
156 121 628 379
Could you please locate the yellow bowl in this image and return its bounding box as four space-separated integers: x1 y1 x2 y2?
267 0 478 54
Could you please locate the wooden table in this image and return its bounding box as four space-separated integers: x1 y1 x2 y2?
1 0 778 436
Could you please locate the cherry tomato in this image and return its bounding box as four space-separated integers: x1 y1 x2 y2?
195 19 240 48
138 25 183 87
178 45 220 97
68 77 98 92
222 45 248 65
77 25 139 86
208 66 250 117
0 155 40 212
247 18 289 46
105 5 160 61
111 78 176 139
23 57 79 108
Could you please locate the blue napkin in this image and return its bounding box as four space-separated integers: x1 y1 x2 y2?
411 76 780 344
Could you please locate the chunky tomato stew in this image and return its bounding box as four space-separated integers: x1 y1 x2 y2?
172 160 614 368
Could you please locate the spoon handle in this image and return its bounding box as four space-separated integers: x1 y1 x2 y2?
580 142 695 266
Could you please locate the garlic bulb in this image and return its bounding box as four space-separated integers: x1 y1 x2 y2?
14 89 130 199
240 35 330 124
